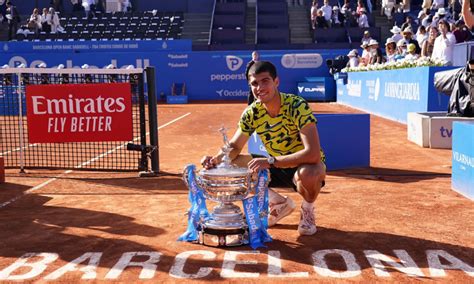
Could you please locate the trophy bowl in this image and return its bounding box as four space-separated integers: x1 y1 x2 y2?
183 165 256 247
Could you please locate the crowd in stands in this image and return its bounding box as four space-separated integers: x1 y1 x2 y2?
342 0 473 67
5 0 134 40
311 0 371 29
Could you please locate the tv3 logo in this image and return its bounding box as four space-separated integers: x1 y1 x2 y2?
226 55 243 71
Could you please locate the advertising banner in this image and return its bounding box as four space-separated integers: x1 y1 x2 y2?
336 67 453 123
0 48 348 101
26 83 133 143
451 121 474 200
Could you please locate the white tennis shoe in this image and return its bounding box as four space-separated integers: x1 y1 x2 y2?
268 197 296 227
298 205 317 235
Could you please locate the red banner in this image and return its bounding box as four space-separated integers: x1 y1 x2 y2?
26 83 133 143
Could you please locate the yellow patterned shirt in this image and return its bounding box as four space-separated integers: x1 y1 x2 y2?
239 92 325 162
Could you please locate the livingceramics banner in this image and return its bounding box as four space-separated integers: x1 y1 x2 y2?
0 49 347 101
336 67 453 123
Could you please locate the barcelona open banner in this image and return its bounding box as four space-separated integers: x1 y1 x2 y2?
26 83 133 143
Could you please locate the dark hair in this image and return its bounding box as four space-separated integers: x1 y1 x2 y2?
247 61 277 81
438 19 451 32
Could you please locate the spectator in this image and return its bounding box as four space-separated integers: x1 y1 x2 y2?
422 0 432 10
321 0 332 27
395 39 408 60
401 0 411 13
402 27 421 54
50 0 63 15
332 6 343 27
5 1 20 41
315 9 329 29
28 8 42 34
82 0 95 18
368 39 386 64
431 0 444 10
356 0 366 17
246 51 260 105
119 0 131 12
432 19 457 64
422 13 433 27
421 25 439 57
416 25 428 46
361 30 372 45
462 0 474 28
71 0 82 12
452 20 472 43
341 6 357 27
382 0 396 19
418 8 429 24
41 8 52 33
390 25 403 42
358 8 369 28
310 0 318 29
401 16 413 31
405 43 420 60
347 49 360 67
360 42 371 66
49 8 61 33
385 38 397 62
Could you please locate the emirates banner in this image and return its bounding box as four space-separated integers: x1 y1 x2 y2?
26 83 133 143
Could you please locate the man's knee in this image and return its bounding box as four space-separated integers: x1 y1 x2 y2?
295 163 326 186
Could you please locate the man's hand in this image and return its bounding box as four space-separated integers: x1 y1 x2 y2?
247 157 271 173
200 155 220 169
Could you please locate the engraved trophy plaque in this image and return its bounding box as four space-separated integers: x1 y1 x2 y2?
183 127 256 247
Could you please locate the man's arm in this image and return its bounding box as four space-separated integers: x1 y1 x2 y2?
274 122 322 168
463 0 474 28
202 128 250 168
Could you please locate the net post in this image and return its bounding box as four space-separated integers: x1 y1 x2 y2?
16 72 26 174
137 72 148 172
145 66 160 176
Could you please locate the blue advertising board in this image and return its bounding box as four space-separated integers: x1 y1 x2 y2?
336 67 453 123
451 121 474 200
248 113 370 170
297 77 335 101
0 43 347 101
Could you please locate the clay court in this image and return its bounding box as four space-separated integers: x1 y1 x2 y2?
0 102 473 282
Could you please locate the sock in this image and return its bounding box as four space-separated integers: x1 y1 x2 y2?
302 200 314 210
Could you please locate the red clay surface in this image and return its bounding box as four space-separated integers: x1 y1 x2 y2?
0 102 472 283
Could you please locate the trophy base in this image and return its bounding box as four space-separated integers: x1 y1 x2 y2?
197 227 249 247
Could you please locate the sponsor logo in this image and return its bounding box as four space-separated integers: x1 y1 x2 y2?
226 55 243 71
3 43 8 52
384 82 420 101
167 54 188 59
162 41 168 49
439 126 453 138
210 73 246 82
281 53 323 69
298 86 304 93
366 79 380 101
453 151 474 169
167 63 188 68
216 89 247 97
346 80 362 97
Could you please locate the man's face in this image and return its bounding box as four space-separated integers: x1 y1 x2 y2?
438 22 447 33
248 72 279 104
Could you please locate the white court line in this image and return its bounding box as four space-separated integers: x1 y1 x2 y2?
1 143 38 156
0 113 191 209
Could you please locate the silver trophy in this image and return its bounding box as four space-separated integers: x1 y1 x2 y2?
183 127 257 247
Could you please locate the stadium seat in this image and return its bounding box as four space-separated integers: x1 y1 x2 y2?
314 28 348 43
347 27 381 42
171 82 186 96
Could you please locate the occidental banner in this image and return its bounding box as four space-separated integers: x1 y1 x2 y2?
26 83 133 143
